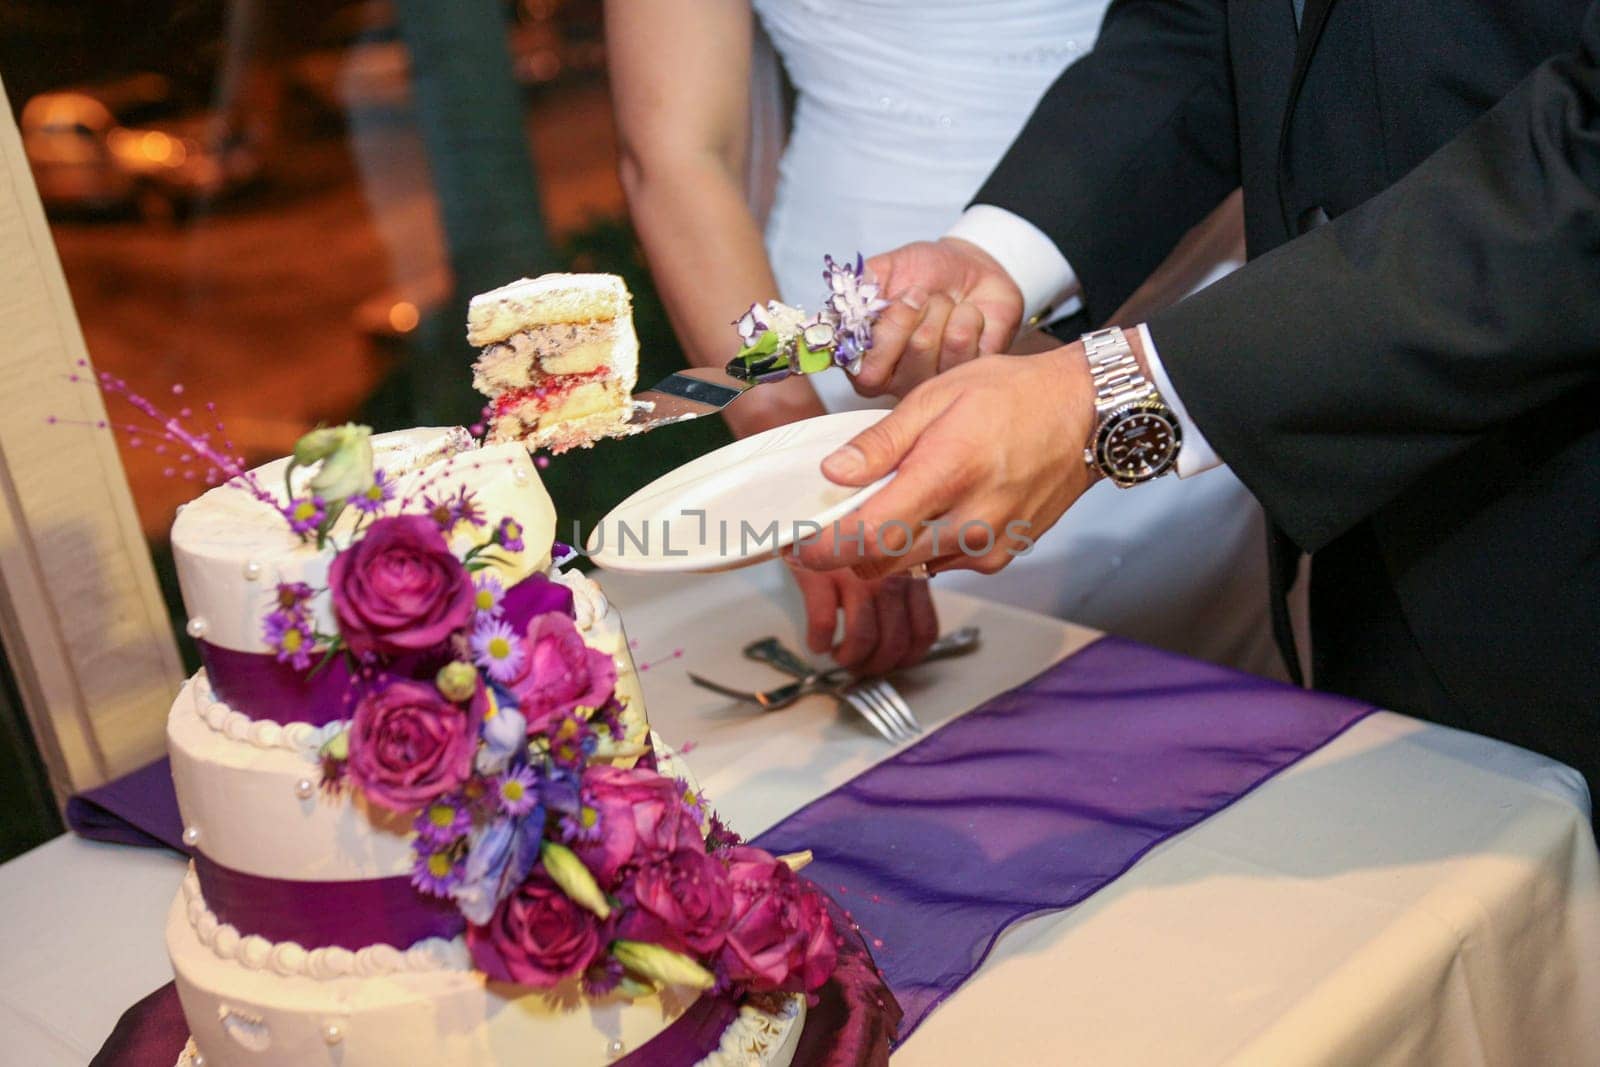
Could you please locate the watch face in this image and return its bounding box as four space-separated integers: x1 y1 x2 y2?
1095 403 1182 483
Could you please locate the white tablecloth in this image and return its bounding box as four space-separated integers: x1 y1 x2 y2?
2 562 1596 1065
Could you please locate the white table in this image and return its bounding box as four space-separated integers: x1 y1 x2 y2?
2 562 1597 1065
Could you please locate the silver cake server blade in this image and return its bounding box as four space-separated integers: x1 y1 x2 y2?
621 362 787 435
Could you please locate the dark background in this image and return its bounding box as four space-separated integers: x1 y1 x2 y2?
0 0 734 861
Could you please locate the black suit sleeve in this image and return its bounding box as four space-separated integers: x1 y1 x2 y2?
1149 3 1600 552
973 0 1239 324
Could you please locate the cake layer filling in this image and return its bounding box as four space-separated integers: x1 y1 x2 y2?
474 322 624 390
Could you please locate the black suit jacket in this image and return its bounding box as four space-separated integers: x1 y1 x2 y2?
977 0 1600 805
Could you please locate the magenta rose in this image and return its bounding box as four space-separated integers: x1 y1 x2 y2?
346 677 481 812
468 869 600 988
716 846 839 993
329 515 475 657
617 847 733 956
575 766 701 886
506 611 617 734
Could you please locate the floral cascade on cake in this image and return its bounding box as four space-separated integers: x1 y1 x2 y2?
118 408 847 1066
727 254 891 383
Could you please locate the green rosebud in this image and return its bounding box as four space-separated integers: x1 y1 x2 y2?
292 426 344 465
435 661 478 703
540 841 611 919
612 941 715 991
319 728 349 762
615 975 656 1001
307 424 375 504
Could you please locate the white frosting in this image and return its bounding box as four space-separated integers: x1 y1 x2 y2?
190 673 343 763
167 891 748 1067
172 427 555 654
551 566 609 630
167 674 416 880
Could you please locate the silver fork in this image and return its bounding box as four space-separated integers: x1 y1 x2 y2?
741 631 979 741
839 680 920 744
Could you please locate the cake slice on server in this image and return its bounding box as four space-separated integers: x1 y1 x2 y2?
468 273 640 453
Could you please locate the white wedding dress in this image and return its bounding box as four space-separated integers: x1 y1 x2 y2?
750 0 1283 677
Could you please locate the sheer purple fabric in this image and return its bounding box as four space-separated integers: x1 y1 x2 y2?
753 636 1375 1042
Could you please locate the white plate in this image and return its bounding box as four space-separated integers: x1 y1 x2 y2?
585 409 894 573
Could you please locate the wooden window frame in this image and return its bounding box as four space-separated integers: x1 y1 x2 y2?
0 73 184 803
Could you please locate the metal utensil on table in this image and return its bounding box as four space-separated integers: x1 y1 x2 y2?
742 627 982 741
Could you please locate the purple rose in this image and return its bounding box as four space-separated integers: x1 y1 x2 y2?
507 611 616 735
575 766 701 886
347 678 481 812
717 847 838 994
468 869 601 988
499 571 573 630
329 515 475 657
617 847 732 956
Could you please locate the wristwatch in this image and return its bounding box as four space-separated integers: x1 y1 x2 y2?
1080 326 1183 487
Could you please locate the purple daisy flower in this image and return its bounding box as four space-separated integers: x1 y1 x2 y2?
450 486 487 529
472 572 505 617
413 798 473 845
349 468 395 515
261 610 314 670
283 495 327 535
582 955 625 997
495 516 526 553
559 801 605 845
470 616 525 683
409 845 463 897
494 766 540 817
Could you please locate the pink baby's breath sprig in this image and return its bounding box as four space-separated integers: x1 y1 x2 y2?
51 361 281 509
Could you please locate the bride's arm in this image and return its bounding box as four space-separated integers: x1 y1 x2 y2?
606 0 825 438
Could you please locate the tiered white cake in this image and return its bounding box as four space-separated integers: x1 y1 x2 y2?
162 428 804 1066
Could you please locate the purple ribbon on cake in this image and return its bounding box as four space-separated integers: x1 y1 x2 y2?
196 572 574 726
192 853 466 950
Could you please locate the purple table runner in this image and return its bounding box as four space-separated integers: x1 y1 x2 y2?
66 757 187 854
79 634 1374 1061
752 635 1375 1043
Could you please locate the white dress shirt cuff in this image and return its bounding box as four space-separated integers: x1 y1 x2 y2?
945 205 1081 325
1137 323 1221 477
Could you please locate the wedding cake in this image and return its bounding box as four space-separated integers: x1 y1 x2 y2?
160 422 831 1066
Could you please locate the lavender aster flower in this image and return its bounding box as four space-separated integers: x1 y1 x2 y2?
472 572 506 617
261 610 314 670
495 516 526 553
410 845 464 897
451 486 487 529
414 798 473 845
559 802 605 845
350 468 395 515
495 766 540 816
283 495 327 535
582 954 626 997
470 617 525 683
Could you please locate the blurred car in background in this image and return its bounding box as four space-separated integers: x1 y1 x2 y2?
21 73 263 219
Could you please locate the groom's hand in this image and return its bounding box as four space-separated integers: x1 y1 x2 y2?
856 238 1025 398
794 345 1100 579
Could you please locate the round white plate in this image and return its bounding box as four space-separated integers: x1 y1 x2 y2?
586 409 894 573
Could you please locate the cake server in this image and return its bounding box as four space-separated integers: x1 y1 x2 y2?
623 361 768 434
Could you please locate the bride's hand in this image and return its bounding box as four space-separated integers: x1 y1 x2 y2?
854 238 1025 398
786 563 940 676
